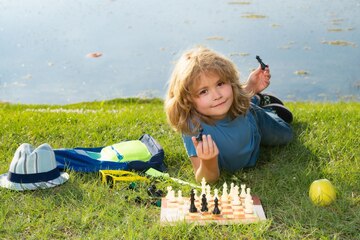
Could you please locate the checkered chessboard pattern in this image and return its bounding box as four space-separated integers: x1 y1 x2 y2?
160 195 266 225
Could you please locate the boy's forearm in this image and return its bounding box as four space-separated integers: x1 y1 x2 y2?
195 157 220 183
244 82 256 96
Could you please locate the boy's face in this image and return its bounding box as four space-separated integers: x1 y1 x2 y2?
191 72 233 120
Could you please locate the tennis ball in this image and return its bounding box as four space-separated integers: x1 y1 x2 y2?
309 179 336 206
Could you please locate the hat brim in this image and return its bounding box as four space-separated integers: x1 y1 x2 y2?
0 171 69 191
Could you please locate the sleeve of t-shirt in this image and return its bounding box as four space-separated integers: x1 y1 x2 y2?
182 134 197 157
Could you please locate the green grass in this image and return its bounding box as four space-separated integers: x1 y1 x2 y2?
0 99 359 239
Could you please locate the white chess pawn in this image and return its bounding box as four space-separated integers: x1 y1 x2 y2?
244 193 254 214
231 185 240 205
221 183 229 202
229 183 235 200
168 190 176 202
201 177 207 188
232 195 241 206
234 185 240 199
245 187 252 201
201 177 206 185
177 190 183 203
166 186 173 200
240 184 246 198
222 182 228 193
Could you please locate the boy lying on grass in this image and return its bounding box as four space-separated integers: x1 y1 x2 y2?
165 47 293 183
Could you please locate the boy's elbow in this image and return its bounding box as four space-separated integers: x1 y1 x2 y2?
195 171 220 184
207 174 220 184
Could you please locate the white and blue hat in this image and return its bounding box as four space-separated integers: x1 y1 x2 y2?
0 143 69 191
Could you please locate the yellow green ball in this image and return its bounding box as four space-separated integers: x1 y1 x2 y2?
309 179 336 206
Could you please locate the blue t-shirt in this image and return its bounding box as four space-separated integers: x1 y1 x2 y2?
182 111 260 172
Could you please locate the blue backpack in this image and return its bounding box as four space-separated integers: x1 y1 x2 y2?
54 134 166 172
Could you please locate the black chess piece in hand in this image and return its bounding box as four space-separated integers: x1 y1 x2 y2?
196 128 203 142
256 55 268 70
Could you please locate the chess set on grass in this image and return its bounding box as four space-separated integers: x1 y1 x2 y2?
160 178 267 225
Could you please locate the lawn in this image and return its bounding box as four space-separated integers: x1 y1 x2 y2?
0 99 359 239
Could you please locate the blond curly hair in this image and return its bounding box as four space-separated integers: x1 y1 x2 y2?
164 46 251 135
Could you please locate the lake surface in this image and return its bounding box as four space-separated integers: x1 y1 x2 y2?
1 0 359 104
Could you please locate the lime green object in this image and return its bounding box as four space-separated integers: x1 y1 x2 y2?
145 168 200 189
145 167 170 178
100 140 152 162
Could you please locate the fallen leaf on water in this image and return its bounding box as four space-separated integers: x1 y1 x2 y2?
86 52 103 58
206 36 225 41
327 28 343 32
271 23 281 28
327 27 355 32
228 1 251 5
241 13 267 19
330 18 344 25
321 40 357 47
279 41 295 50
294 70 309 76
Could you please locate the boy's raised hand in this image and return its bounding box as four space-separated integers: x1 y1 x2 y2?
191 134 219 161
246 66 271 94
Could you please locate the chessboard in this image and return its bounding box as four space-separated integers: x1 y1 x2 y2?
160 194 266 225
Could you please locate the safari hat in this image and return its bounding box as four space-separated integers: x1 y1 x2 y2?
0 143 69 191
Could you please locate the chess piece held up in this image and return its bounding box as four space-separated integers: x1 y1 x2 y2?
256 55 268 70
196 128 203 142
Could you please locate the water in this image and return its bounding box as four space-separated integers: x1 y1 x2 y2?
1 0 359 104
